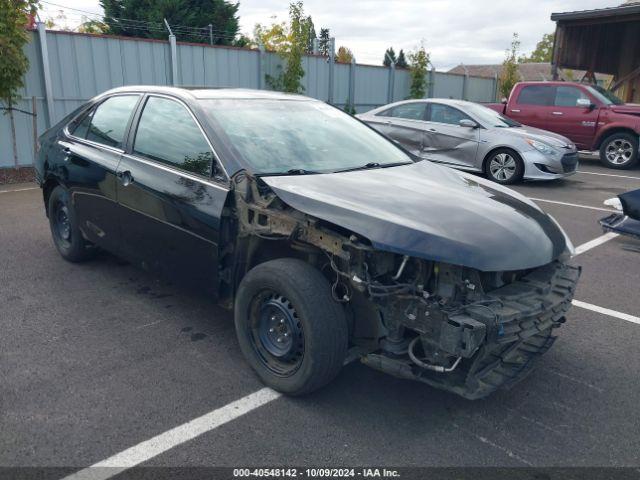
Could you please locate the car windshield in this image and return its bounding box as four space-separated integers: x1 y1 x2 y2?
585 85 624 105
463 102 521 128
201 99 413 175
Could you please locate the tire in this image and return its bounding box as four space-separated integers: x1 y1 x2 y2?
234 258 348 395
48 185 96 262
485 148 525 185
599 132 639 170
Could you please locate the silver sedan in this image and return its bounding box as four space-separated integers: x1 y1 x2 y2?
357 99 578 184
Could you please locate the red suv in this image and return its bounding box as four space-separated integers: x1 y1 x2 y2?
487 82 640 169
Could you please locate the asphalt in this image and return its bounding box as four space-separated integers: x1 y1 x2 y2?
1 156 639 472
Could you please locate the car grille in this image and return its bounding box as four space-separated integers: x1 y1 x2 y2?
561 153 578 173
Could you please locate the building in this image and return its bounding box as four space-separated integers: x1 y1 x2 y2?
551 0 640 102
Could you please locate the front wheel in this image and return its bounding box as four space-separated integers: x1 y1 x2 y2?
599 133 639 169
234 258 348 395
485 149 524 184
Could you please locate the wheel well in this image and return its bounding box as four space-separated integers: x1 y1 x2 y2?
42 177 60 217
595 128 639 150
482 147 521 172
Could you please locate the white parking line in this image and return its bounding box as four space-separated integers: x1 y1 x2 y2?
574 232 619 255
577 171 640 180
0 187 38 194
62 388 281 480
528 197 616 213
572 300 640 326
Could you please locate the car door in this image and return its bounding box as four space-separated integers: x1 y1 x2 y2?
511 84 555 130
61 94 141 253
548 85 599 148
422 103 480 169
116 94 229 295
365 103 428 156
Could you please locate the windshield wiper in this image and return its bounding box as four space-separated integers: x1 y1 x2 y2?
258 168 321 176
333 161 410 173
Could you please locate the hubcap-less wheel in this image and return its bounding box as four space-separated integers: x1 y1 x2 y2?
250 292 304 377
489 153 517 181
54 201 72 247
605 139 634 165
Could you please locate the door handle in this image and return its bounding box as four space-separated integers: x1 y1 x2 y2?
62 146 71 162
552 112 564 116
117 170 134 186
510 109 521 113
428 128 437 132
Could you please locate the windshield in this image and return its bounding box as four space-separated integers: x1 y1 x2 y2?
201 99 413 175
463 102 521 128
585 85 624 105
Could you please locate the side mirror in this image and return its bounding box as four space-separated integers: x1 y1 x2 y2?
501 97 508 104
459 119 478 128
576 98 595 110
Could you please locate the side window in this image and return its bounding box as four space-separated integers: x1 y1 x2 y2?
70 109 94 139
86 95 139 148
387 103 426 121
517 85 554 106
554 86 589 107
428 104 470 126
133 96 214 177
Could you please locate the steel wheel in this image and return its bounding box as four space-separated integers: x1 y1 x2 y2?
489 153 517 181
249 291 304 377
53 200 72 248
605 139 634 165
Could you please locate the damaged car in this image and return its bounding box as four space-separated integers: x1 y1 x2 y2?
600 189 640 241
35 87 581 399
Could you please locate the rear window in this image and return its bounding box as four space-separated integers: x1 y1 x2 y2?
517 85 554 106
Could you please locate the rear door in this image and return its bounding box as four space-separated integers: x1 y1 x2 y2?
511 84 555 130
366 103 428 156
548 85 599 148
62 94 141 253
116 94 229 294
422 103 480 169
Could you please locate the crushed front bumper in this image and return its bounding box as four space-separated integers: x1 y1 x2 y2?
522 150 579 181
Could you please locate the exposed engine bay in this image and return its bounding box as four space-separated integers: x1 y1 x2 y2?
223 172 581 399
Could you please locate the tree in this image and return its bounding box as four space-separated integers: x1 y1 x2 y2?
519 32 554 63
100 0 240 45
77 18 108 34
396 49 408 68
263 1 311 94
408 43 429 99
383 47 396 67
499 33 521 99
305 15 315 54
0 0 39 168
335 46 353 63
253 19 288 51
318 27 330 56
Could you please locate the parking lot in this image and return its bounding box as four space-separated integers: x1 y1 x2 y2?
1 157 640 476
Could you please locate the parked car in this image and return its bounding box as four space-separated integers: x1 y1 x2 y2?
35 86 580 399
486 81 640 170
357 99 578 184
600 189 640 241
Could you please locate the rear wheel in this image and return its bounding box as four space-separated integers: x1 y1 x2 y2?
234 258 348 395
48 186 96 262
485 148 524 184
599 132 638 169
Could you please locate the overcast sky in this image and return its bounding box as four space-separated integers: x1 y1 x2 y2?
40 0 614 69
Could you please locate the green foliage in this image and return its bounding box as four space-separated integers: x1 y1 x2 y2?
0 0 39 108
519 32 554 63
396 49 408 69
77 19 108 34
408 43 429 99
335 45 353 63
262 1 310 94
383 47 396 67
305 16 315 54
253 19 288 51
343 100 356 115
100 0 239 45
499 33 521 99
318 27 330 56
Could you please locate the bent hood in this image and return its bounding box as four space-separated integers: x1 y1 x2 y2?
262 161 567 272
610 103 640 116
503 125 575 149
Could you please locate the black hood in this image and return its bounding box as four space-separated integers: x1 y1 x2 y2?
262 161 567 272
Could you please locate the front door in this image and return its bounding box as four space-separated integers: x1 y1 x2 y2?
62 94 141 253
116 95 229 294
422 103 480 169
547 85 599 148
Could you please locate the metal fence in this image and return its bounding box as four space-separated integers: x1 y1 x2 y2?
1 27 499 169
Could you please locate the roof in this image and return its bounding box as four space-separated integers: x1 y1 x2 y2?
551 2 640 21
447 63 612 84
100 86 310 101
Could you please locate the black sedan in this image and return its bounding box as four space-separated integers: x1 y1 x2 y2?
35 87 580 399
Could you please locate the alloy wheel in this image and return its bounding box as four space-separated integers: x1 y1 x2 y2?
489 153 517 181
605 139 634 165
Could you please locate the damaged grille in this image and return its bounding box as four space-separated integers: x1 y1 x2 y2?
561 152 579 173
